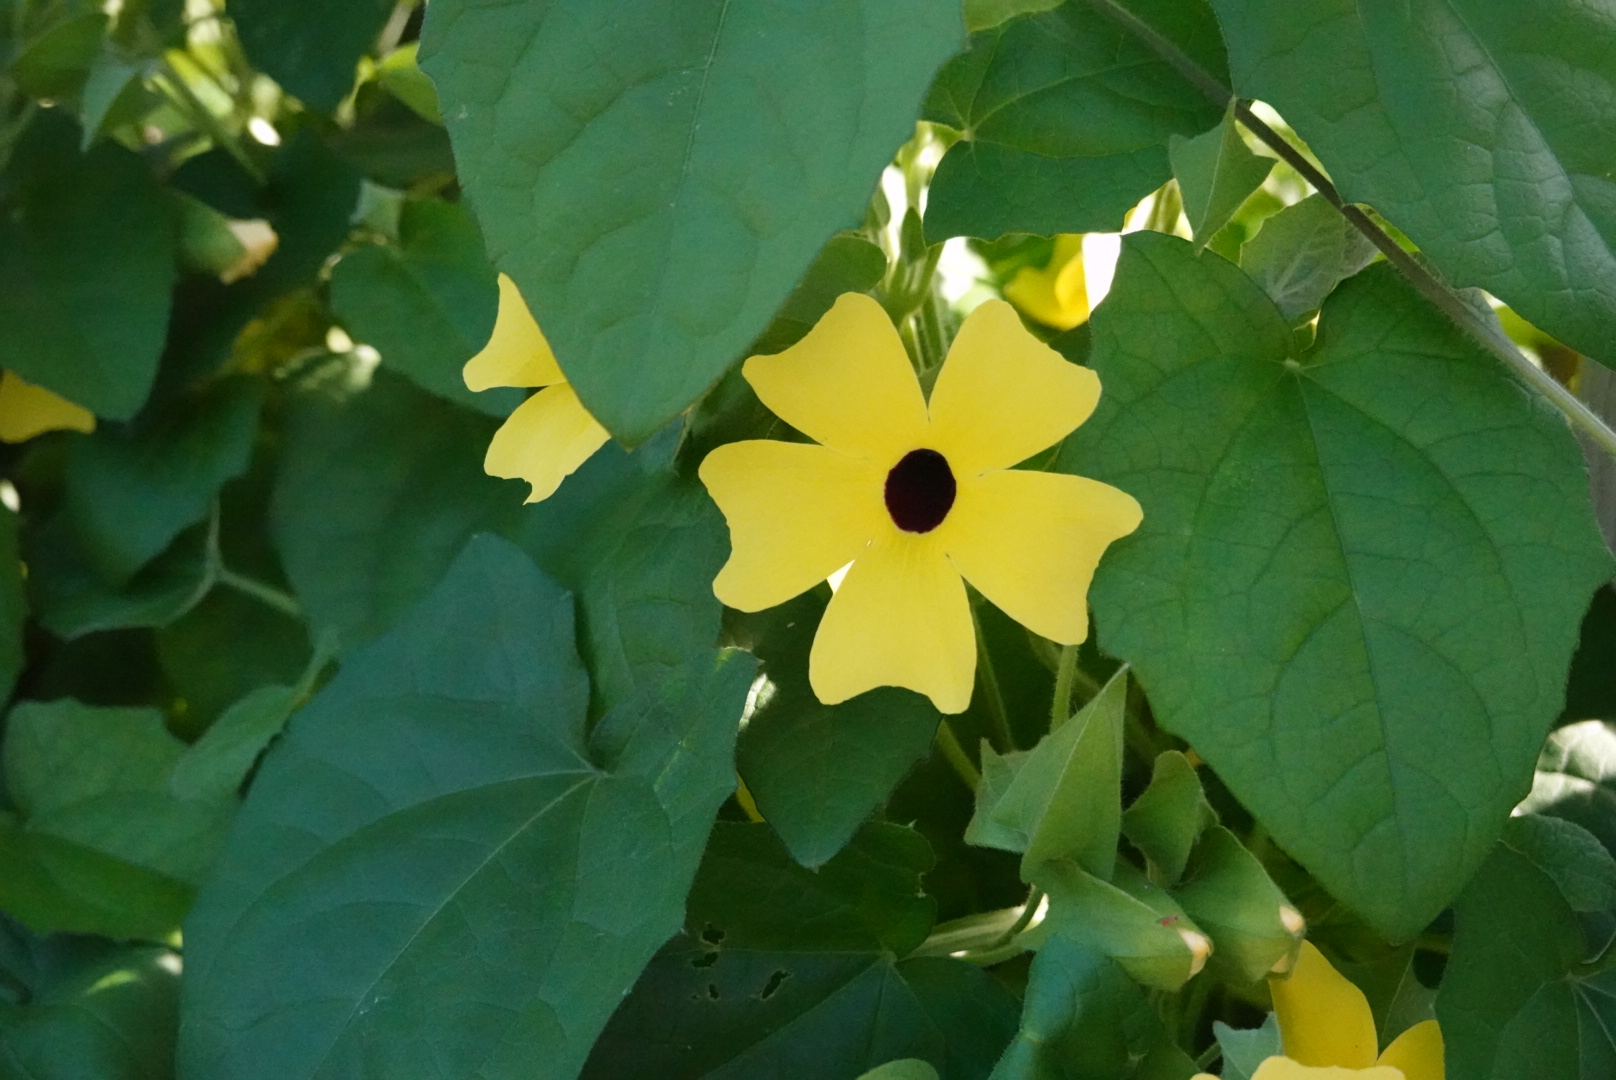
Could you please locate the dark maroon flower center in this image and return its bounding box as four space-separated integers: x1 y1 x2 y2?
884 449 956 533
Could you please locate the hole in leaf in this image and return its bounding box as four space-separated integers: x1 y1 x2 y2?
707 983 721 1000
691 951 718 969
759 969 790 1000
701 924 727 946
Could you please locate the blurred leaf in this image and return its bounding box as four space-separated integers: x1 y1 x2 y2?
331 199 511 415
327 89 457 190
0 111 174 419
1436 842 1616 1079
0 509 24 704
376 42 441 124
79 50 151 145
1502 815 1616 914
966 668 1126 883
10 11 106 98
422 0 963 443
179 534 757 1080
988 935 1196 1080
749 234 889 356
228 0 394 111
1171 825 1298 983
3 700 234 885
962 0 1063 32
64 378 262 586
271 369 515 654
1522 721 1616 857
155 585 310 734
1168 109 1271 248
923 0 1226 241
167 684 299 801
861 1061 941 1080
731 590 940 868
1061 233 1614 940
1566 584 1616 723
1212 1015 1280 1080
0 924 179 1080
1211 0 1616 369
1120 751 1214 886
1238 193 1378 324
687 822 936 957
585 940 1017 1080
26 518 212 640
0 815 192 940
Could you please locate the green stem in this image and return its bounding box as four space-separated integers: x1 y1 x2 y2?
971 605 1016 752
155 61 265 183
986 886 1044 950
216 567 303 619
1050 644 1079 730
934 716 981 792
1084 0 1616 463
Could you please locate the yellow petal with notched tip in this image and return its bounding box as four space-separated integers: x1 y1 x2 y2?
0 371 94 443
927 300 1101 477
809 529 974 714
700 439 884 613
464 274 565 391
942 469 1140 645
1251 1060 1404 1080
1002 233 1089 331
1377 1020 1442 1080
1272 943 1380 1069
742 292 928 466
483 383 609 503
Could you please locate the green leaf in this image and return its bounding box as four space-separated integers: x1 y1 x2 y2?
861 1061 941 1080
1566 584 1616 723
179 534 757 1080
962 0 1063 33
64 378 262 586
1212 1015 1280 1080
1120 751 1214 886
1168 109 1272 248
156 586 312 730
0 508 26 704
168 684 299 801
271 369 516 654
3 700 235 885
1035 860 1203 991
1523 720 1616 856
421 0 963 443
686 821 936 957
965 668 1126 881
228 0 393 111
1060 232 1615 940
1209 0 1616 369
749 234 889 357
584 940 1017 1080
513 432 728 714
1171 825 1299 983
26 518 212 639
922 0 1227 242
375 43 442 125
0 815 193 940
1435 842 1615 1079
730 590 940 868
10 10 107 98
988 935 1195 1080
329 199 514 416
1502 814 1616 914
1238 193 1378 324
0 927 179 1080
0 112 174 419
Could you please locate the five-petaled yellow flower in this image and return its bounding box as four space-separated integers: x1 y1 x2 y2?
463 274 609 503
1002 233 1089 331
1193 942 1443 1080
699 293 1141 714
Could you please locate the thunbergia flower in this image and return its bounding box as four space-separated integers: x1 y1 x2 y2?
1002 233 1088 331
1194 942 1444 1080
0 371 94 443
699 292 1141 714
463 274 609 503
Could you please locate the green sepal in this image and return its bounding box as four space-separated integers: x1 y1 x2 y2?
1121 750 1216 886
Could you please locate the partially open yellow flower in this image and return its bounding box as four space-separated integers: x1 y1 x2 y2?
1002 233 1089 331
1195 942 1443 1080
464 274 610 503
0 371 95 443
699 293 1141 714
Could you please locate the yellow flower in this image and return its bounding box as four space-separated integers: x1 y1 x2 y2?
1002 233 1089 331
698 293 1141 714
1190 942 1444 1080
463 274 610 503
0 371 95 443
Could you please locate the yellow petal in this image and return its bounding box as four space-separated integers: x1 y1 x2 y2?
942 469 1140 645
927 300 1101 477
1002 234 1089 331
809 530 974 713
0 371 94 443
1271 943 1380 1069
699 439 884 612
464 274 564 391
1250 1059 1404 1080
483 383 609 503
1377 1020 1443 1080
742 292 928 465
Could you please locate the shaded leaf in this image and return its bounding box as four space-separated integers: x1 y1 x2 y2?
1522 720 1616 857
1212 1015 1280 1080
179 534 756 1080
1171 825 1299 983
422 0 963 443
1120 751 1214 886
0 815 192 940
862 1062 941 1080
1565 584 1616 723
1502 814 1616 914
1035 861 1202 991
1239 193 1377 323
167 684 299 801
229 0 393 111
26 518 213 640
0 509 25 703
1060 232 1614 939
